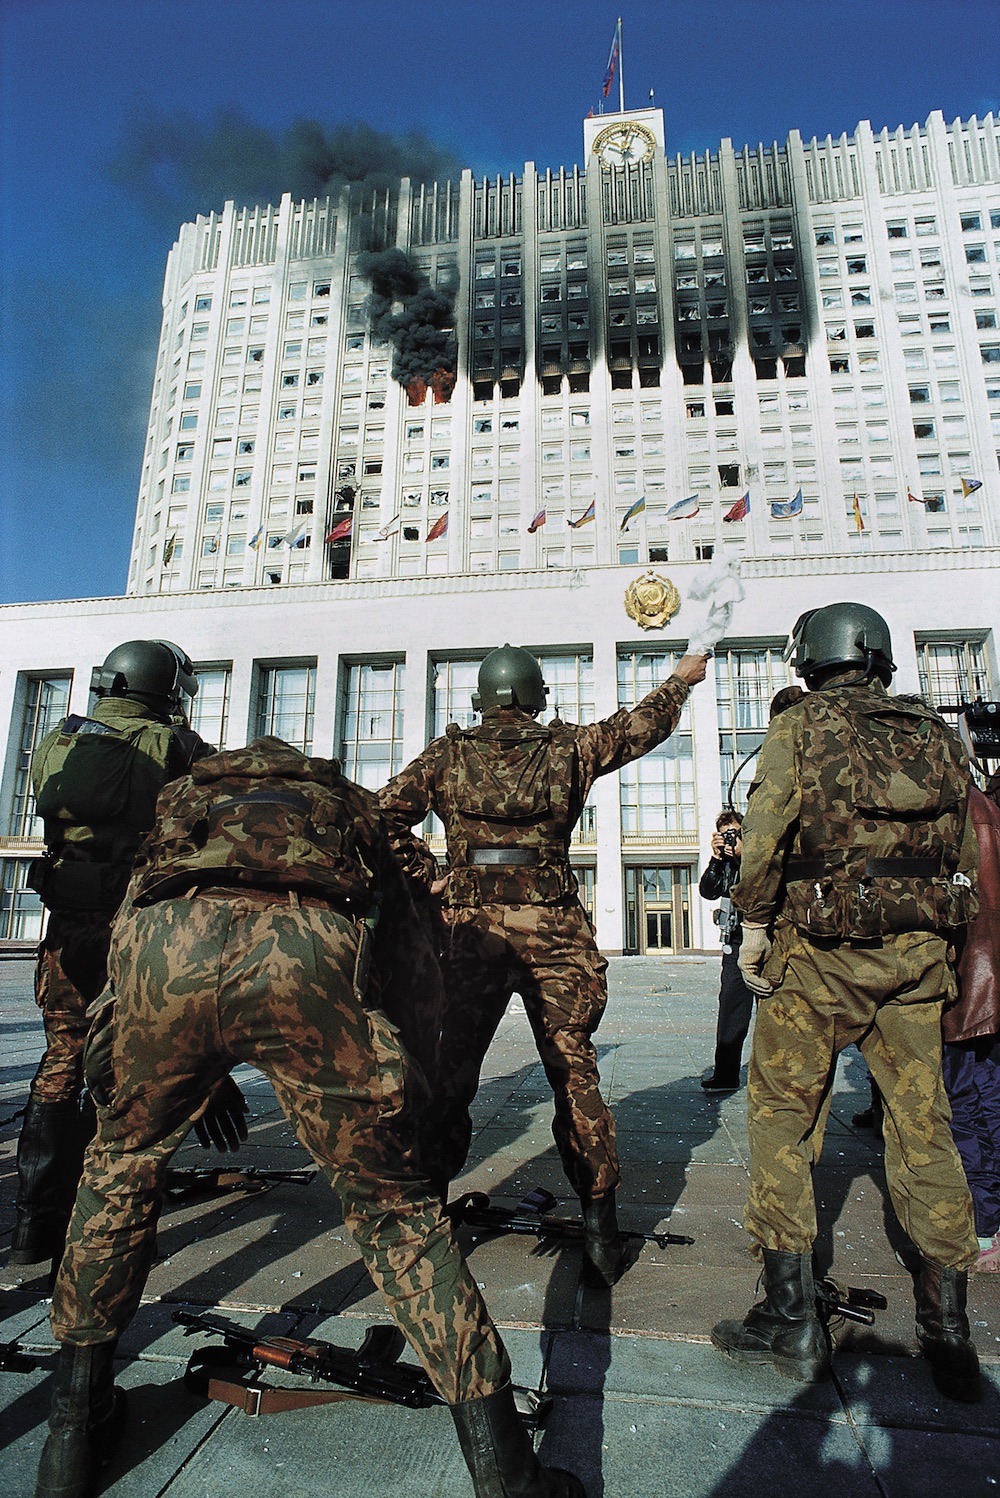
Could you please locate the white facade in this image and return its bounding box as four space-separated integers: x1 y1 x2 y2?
1 108 999 950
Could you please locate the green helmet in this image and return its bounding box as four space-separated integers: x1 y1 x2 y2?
471 645 549 714
784 603 896 687
91 639 199 711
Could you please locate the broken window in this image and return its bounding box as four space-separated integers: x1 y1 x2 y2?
718 464 740 487
909 385 931 403
306 370 323 386
851 289 872 306
966 245 987 264
234 470 252 488
913 420 935 439
829 356 850 374
821 291 843 308
230 290 249 308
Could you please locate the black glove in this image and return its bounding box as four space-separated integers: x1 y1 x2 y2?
194 1076 249 1152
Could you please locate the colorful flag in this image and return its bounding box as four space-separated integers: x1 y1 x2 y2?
723 492 750 522
325 515 353 544
426 512 448 542
666 495 701 521
619 496 646 531
602 29 619 97
852 493 866 533
962 477 983 496
248 526 263 551
162 534 176 566
374 513 401 542
769 489 803 519
568 500 596 528
281 524 303 548
906 488 924 505
205 534 219 555
528 508 547 533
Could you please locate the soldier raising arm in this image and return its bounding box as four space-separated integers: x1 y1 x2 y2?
379 644 707 1286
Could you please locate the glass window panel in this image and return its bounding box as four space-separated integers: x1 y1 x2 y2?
9 673 72 838
255 663 316 752
338 660 406 790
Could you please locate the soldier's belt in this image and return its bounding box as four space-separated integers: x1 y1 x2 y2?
787 856 943 881
468 849 539 866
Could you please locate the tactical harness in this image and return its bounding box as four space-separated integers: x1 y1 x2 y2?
780 691 977 939
440 716 580 906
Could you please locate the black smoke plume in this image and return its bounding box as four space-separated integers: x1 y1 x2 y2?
107 108 462 234
356 248 458 404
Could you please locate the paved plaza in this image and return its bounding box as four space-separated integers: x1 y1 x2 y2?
2 953 999 1496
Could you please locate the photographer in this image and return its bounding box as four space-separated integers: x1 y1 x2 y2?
699 810 755 1092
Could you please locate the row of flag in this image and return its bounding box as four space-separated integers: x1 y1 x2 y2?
186 475 985 561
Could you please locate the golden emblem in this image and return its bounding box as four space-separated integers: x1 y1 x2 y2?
624 571 681 631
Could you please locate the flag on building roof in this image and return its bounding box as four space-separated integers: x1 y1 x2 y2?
426 512 448 542
374 513 401 542
666 495 701 521
602 28 619 97
248 526 263 551
568 499 596 528
528 507 547 533
619 496 646 531
769 489 803 519
325 515 353 544
852 493 866 533
962 477 983 496
723 492 750 522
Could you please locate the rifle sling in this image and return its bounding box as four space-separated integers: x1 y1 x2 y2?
184 1345 395 1417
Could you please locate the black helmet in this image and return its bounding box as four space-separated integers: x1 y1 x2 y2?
471 645 549 714
91 639 199 710
784 603 896 688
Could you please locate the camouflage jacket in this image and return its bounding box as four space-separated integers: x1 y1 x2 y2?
129 737 393 908
379 674 690 907
732 681 979 940
30 696 209 912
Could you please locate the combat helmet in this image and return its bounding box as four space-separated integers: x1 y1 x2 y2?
784 603 896 688
471 645 549 714
91 640 199 711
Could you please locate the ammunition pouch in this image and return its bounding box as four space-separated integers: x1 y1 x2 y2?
784 860 978 940
28 856 128 914
446 858 577 908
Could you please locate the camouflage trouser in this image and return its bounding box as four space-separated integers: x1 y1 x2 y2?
437 900 618 1201
32 909 112 1102
746 925 978 1270
51 890 510 1404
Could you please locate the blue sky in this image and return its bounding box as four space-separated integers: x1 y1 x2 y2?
2 0 998 603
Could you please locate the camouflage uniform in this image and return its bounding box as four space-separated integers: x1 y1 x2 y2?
51 740 509 1406
379 675 691 1198
733 681 980 1269
29 695 208 1103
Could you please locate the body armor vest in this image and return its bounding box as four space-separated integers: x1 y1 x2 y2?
783 689 977 939
442 716 580 906
30 711 186 912
129 740 378 909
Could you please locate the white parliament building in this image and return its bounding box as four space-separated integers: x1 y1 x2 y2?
1 107 998 953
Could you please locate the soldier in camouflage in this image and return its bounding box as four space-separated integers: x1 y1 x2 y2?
711 603 982 1404
379 643 708 1285
10 640 216 1271
34 737 585 1498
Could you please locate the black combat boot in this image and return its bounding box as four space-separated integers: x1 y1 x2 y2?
711 1248 831 1382
580 1193 628 1287
34 1343 127 1498
9 1097 89 1267
915 1258 982 1402
451 1385 586 1497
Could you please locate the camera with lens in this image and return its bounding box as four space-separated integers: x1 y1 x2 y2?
721 829 739 855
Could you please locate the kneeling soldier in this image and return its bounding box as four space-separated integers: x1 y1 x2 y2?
35 737 585 1498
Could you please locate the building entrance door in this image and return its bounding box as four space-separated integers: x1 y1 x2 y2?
624 866 692 954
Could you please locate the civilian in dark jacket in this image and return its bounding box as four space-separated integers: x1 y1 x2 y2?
699 811 754 1092
943 781 1000 1270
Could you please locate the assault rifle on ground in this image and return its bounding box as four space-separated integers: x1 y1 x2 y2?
163 1167 315 1200
0 1340 43 1373
174 1310 549 1425
816 1278 888 1327
448 1188 695 1251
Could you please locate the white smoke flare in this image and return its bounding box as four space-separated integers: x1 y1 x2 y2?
686 560 746 655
